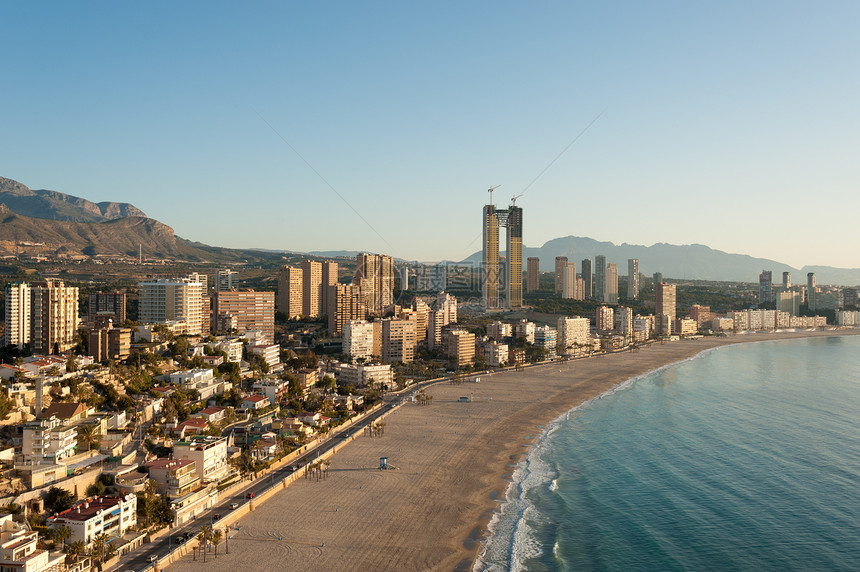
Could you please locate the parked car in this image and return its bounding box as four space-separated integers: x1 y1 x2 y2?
230 502 239 509
246 492 255 499
148 555 159 562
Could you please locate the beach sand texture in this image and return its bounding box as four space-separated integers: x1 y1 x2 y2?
166 331 856 572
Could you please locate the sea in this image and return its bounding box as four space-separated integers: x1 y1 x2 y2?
475 335 860 572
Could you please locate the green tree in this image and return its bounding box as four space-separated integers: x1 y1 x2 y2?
44 486 76 514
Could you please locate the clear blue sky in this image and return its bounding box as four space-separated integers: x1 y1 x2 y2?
2 1 859 268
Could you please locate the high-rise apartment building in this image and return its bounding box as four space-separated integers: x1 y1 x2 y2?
594 255 606 302
482 204 500 308
506 206 523 308
301 260 323 318
185 273 210 335
653 272 663 285
776 291 801 316
782 272 791 289
214 269 238 292
321 261 339 317
807 273 817 309
555 257 568 295
595 306 614 333
88 291 126 328
605 263 618 304
759 271 773 304
655 282 677 335
277 266 303 319
446 329 476 368
615 306 633 339
354 253 395 315
627 259 639 300
212 290 275 343
527 257 540 293
381 317 416 364
328 283 367 335
3 282 31 348
30 280 79 353
343 320 376 362
139 277 205 335
690 305 713 330
557 316 591 355
581 259 593 298
562 262 579 299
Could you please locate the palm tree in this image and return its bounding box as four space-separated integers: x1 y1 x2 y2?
56 525 72 549
77 424 100 452
90 533 110 571
211 529 222 557
67 540 85 560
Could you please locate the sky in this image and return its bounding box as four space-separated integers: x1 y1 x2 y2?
2 1 859 268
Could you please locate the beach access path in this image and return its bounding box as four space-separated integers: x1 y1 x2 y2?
166 330 859 572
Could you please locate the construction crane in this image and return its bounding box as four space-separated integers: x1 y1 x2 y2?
511 193 524 206
488 185 501 204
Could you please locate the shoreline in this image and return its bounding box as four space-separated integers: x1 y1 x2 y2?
166 329 859 572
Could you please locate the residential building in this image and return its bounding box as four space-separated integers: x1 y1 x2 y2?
3 282 30 348
594 255 606 302
30 280 79 353
482 202 501 308
334 363 393 388
604 262 618 304
214 269 238 292
88 327 132 362
534 325 557 360
47 495 137 547
242 394 270 410
446 329 476 368
562 262 580 300
627 259 639 300
343 320 376 361
581 258 593 298
690 305 713 330
487 321 512 340
483 341 509 367
381 317 416 364
0 513 66 572
776 291 801 316
615 306 633 339
328 283 367 335
552 256 567 295
212 289 275 343
506 205 523 308
674 318 698 336
88 291 126 328
173 435 232 484
277 266 303 319
412 298 430 342
557 316 591 355
321 261 339 317
807 273 816 309
526 258 540 293
843 287 858 308
653 272 663 285
655 282 677 335
145 459 201 499
595 306 614 333
250 344 280 370
21 417 77 463
782 271 791 289
353 253 395 315
759 270 773 304
300 260 323 317
139 278 205 336
515 319 535 343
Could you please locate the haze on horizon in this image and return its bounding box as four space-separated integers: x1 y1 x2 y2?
2 2 859 268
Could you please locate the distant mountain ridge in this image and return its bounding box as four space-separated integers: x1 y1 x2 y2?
0 176 146 222
461 236 860 285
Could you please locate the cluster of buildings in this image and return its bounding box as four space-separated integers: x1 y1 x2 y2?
760 271 858 312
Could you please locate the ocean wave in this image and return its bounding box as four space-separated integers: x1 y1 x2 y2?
474 348 731 571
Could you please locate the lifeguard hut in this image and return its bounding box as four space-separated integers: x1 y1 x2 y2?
379 456 389 470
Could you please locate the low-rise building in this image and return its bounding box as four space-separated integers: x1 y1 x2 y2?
250 344 280 370
173 435 232 484
21 417 77 463
47 495 137 548
242 394 270 410
0 513 66 572
483 341 509 367
334 363 393 388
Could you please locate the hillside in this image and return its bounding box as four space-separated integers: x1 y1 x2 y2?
462 236 860 285
0 176 146 222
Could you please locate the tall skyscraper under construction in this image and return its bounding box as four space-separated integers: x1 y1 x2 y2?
482 189 523 309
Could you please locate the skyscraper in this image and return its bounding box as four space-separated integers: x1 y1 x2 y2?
277 266 303 319
30 280 79 353
653 272 663 285
562 261 578 299
321 261 339 317
527 257 540 293
581 259 593 298
655 282 676 335
605 263 618 304
3 282 30 348
555 257 568 295
807 272 817 309
88 291 126 328
627 259 639 300
759 271 773 304
212 290 275 343
214 269 238 292
139 277 204 336
506 205 523 308
482 204 500 309
782 272 791 289
594 255 606 302
353 253 395 315
301 260 323 317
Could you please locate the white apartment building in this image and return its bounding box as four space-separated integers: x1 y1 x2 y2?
21 418 77 463
483 341 509 367
168 368 215 386
3 282 30 348
534 325 557 359
515 320 536 343
173 435 232 484
250 344 280 369
47 495 137 547
343 320 375 361
334 363 393 388
139 278 205 335
215 269 237 292
487 321 513 340
0 514 66 572
557 317 591 355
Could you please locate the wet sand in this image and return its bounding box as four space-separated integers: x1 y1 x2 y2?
166 330 858 572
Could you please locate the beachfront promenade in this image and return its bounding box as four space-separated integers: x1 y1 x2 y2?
165 330 859 572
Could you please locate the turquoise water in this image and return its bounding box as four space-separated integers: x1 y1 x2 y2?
476 335 860 571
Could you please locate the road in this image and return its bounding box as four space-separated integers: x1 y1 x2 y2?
118 400 399 572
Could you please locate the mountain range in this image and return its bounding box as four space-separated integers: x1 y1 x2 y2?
1 175 858 284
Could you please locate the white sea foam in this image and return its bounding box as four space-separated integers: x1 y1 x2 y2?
549 478 558 492
474 347 735 572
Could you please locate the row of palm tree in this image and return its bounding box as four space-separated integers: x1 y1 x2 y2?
194 524 224 562
364 420 386 437
304 459 331 481
415 390 434 406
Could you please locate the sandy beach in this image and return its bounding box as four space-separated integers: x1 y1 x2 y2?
166 330 858 572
